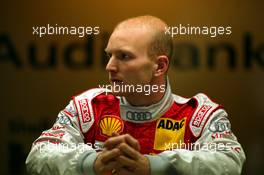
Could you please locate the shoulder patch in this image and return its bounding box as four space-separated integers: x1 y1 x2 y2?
189 93 220 137
192 105 212 127
73 88 109 133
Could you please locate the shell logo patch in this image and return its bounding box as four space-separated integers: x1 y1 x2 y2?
154 118 186 151
99 115 123 137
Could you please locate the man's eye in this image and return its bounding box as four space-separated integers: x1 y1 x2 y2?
119 53 131 60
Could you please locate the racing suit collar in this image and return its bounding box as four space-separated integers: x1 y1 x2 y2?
119 78 174 123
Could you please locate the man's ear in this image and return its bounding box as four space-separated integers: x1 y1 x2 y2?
154 55 169 76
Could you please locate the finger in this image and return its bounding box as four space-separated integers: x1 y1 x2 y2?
104 136 125 149
101 148 121 163
104 134 140 151
118 142 140 160
124 134 140 151
104 134 128 149
116 155 137 168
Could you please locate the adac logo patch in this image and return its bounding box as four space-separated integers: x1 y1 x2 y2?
157 118 186 131
99 115 124 137
154 118 186 151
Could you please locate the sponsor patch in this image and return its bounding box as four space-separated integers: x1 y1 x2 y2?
126 111 152 121
41 132 65 139
154 118 186 151
52 124 65 130
192 105 212 127
231 146 242 153
65 102 76 116
78 99 91 123
99 115 123 137
209 117 231 133
56 113 73 126
211 131 232 139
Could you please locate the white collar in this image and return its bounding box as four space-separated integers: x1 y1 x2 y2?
119 79 174 123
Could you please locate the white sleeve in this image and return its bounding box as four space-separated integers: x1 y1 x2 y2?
146 109 246 175
25 100 98 175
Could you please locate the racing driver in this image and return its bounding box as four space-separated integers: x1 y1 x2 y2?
26 15 245 175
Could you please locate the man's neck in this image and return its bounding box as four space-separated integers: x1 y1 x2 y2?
124 78 167 106
125 90 165 106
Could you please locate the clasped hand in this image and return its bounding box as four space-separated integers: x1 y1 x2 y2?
94 134 150 175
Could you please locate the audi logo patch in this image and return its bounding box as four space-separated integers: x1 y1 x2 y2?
126 111 152 121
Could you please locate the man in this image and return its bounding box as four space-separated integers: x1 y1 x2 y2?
26 15 245 175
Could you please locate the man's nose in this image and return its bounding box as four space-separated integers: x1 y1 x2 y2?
106 57 118 73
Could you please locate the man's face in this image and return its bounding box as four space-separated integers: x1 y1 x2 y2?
105 25 156 96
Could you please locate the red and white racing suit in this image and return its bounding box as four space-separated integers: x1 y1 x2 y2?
26 82 245 175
